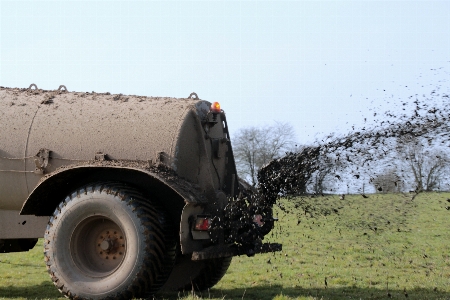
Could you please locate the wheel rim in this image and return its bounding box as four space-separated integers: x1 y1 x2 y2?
70 216 127 278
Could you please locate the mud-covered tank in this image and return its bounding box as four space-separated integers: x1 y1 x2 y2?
0 84 280 299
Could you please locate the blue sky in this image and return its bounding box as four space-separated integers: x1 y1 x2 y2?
1 1 449 144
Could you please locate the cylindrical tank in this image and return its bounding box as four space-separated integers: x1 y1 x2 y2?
0 86 222 210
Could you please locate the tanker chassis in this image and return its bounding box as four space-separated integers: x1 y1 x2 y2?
0 85 280 299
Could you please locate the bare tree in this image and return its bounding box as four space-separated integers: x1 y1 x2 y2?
397 137 449 192
233 122 295 186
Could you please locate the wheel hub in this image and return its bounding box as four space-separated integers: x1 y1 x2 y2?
96 229 125 260
70 217 128 277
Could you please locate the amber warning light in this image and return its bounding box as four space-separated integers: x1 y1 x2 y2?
210 102 221 114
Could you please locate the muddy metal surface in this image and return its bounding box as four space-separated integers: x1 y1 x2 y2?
0 85 209 210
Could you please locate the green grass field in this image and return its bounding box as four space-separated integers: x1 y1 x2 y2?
1 192 449 300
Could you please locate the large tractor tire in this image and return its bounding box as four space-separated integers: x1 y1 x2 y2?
162 255 232 292
44 182 175 300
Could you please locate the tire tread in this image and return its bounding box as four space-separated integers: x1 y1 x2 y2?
44 182 176 299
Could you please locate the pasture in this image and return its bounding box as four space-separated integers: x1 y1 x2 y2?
0 192 449 300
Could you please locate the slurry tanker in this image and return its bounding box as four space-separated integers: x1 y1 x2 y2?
0 84 280 299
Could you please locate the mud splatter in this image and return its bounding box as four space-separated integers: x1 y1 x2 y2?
225 85 450 247
259 89 450 202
